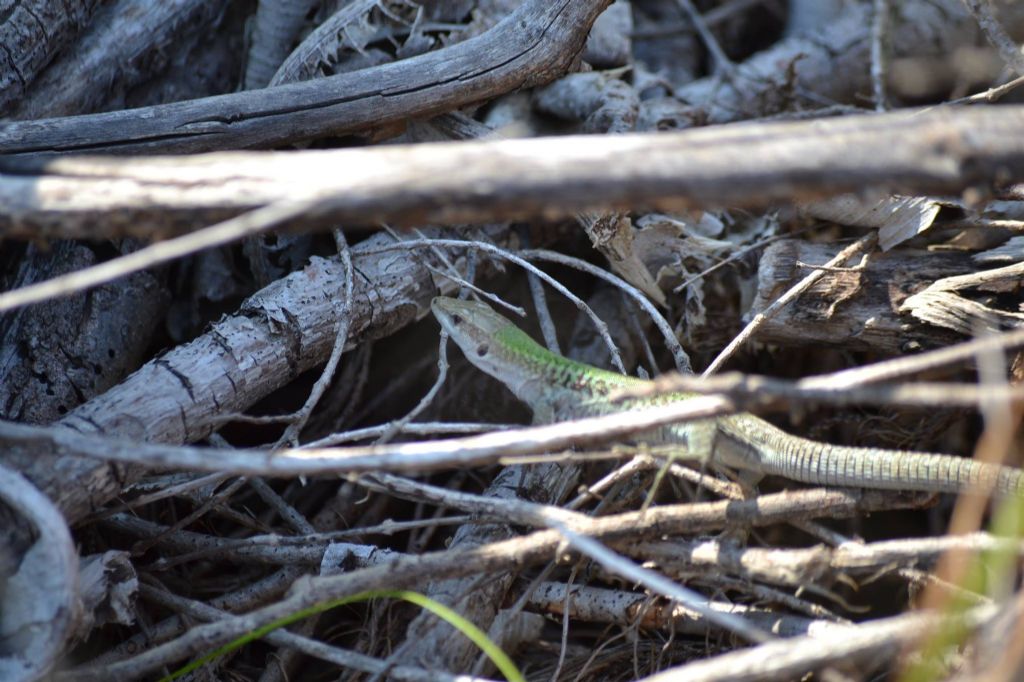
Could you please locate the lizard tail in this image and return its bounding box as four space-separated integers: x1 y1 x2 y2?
724 416 1024 497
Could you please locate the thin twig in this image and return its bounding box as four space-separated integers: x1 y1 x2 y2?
871 0 891 111
961 0 1024 76
0 392 739 476
627 372 1024 410
0 199 322 314
549 565 577 682
108 516 476 570
630 0 764 39
249 478 314 534
276 229 354 446
554 523 769 643
375 331 450 444
810 325 1024 387
949 72 1024 105
128 477 249 556
675 0 736 78
641 601 1007 682
304 422 516 447
423 262 526 317
522 248 692 373
82 472 231 523
672 225 791 293
528 272 562 355
403 225 526 317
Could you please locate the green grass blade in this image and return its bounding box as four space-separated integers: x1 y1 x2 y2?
163 589 525 682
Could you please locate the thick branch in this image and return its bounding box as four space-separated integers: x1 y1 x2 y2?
0 0 611 157
3 105 1024 240
1 228 518 523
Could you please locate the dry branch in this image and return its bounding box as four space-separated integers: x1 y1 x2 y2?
0 0 612 157
0 462 79 680
641 602 1007 682
245 0 319 89
630 533 1024 589
2 227 518 523
5 105 1024 240
63 487 924 681
0 242 167 423
0 392 735 483
529 582 822 638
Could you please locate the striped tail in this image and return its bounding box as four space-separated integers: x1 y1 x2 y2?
719 416 1024 497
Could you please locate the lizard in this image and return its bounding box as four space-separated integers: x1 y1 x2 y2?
431 296 1024 498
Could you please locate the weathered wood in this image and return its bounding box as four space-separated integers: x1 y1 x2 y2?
751 240 972 353
3 227 524 524
0 0 612 157
674 0 1024 126
10 0 232 120
0 0 231 461
4 105 1024 240
0 0 101 114
0 242 167 424
245 0 318 89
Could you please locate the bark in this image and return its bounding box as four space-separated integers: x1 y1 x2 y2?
4 227 517 524
0 242 167 424
4 106 1024 240
750 240 972 353
245 0 319 89
0 0 613 157
0 0 101 114
10 0 231 120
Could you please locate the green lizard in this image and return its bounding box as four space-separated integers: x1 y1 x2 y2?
431 296 1024 497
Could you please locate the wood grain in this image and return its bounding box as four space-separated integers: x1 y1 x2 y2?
0 0 612 157
4 105 1024 240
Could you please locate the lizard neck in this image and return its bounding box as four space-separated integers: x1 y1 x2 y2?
490 327 649 422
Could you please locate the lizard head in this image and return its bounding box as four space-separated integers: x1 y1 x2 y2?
431 297 540 370
431 296 553 406
431 296 643 422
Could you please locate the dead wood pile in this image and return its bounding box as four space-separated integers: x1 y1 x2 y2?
3 1 1024 680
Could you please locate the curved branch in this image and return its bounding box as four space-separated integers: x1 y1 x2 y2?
0 0 612 157
0 462 79 681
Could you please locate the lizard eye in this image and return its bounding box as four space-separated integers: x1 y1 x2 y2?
476 344 489 357
451 314 462 326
